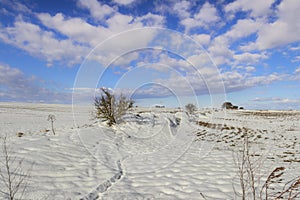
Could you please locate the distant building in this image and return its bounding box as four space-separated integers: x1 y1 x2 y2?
154 104 165 108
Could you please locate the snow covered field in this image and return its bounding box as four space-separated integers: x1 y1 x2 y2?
0 103 299 199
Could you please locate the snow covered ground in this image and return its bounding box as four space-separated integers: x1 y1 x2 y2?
0 103 299 199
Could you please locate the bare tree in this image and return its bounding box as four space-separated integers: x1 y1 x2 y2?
0 136 29 199
47 114 56 135
94 88 134 126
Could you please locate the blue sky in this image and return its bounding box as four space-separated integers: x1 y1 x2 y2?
0 0 300 109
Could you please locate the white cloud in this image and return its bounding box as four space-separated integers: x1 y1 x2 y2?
0 19 88 66
222 72 283 92
292 67 300 80
1 6 165 66
255 0 300 49
194 2 220 23
86 28 159 68
0 0 32 14
233 52 268 65
250 97 300 110
245 66 256 72
192 34 211 46
148 68 284 97
224 19 262 42
252 97 300 104
173 1 191 19
235 65 256 73
77 0 115 21
0 64 69 102
208 36 234 65
180 2 221 33
37 13 110 46
225 0 275 18
106 13 134 31
37 11 164 46
290 46 300 51
113 0 135 6
134 13 165 27
207 18 267 66
292 56 300 63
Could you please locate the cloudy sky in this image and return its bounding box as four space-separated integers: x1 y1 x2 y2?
0 0 300 109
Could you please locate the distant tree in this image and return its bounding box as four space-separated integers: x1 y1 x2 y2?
94 88 133 126
232 106 239 110
239 107 244 110
185 103 197 114
222 102 233 109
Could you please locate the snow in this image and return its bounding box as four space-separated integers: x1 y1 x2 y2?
0 103 299 199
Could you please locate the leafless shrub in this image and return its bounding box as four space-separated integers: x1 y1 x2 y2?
94 88 134 126
0 136 30 199
185 103 197 115
47 114 56 135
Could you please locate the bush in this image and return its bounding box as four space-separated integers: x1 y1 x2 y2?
94 88 134 126
185 103 197 114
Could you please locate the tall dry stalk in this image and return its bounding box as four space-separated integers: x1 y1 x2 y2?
233 131 300 200
260 166 300 199
233 132 265 199
0 136 29 199
47 114 56 135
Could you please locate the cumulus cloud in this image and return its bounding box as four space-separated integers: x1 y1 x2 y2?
225 0 275 18
37 13 109 46
207 18 267 67
134 13 165 27
0 4 166 67
0 0 299 105
77 0 115 21
208 36 234 66
224 19 263 42
255 0 300 49
233 52 268 65
148 68 284 98
113 0 135 6
191 34 211 46
180 2 221 33
0 19 89 66
173 1 191 19
0 0 32 15
0 64 69 103
37 11 164 47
